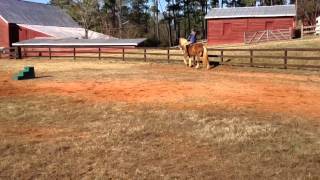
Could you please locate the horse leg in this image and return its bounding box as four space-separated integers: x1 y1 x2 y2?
206 60 210 70
195 55 200 69
201 56 207 69
189 57 193 67
183 54 188 66
204 56 210 70
203 47 210 70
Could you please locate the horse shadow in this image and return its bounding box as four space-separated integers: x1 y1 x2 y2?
209 59 232 68
209 61 221 68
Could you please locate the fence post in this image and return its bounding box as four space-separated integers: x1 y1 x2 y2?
167 49 170 63
9 48 12 59
122 48 125 61
73 48 76 60
15 47 21 59
98 48 101 60
49 48 51 60
301 25 304 39
250 50 253 67
284 49 288 69
144 48 147 62
220 50 224 62
24 48 27 58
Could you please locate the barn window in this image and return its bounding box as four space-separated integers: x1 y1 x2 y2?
223 23 232 35
265 21 274 30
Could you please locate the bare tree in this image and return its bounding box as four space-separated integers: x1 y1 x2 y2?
151 0 160 39
74 0 99 39
156 0 160 39
115 0 123 38
298 0 320 25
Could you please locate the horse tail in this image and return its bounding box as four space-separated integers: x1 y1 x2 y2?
203 46 210 70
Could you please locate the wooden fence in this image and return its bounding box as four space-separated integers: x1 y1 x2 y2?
1 46 320 69
301 25 316 38
208 48 320 69
0 47 16 58
19 47 183 63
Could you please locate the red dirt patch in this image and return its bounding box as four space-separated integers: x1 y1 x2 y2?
1 65 320 120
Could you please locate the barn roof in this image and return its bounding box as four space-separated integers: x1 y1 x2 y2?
18 24 114 40
12 38 146 47
0 0 79 27
205 5 296 19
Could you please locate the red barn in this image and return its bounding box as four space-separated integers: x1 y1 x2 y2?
205 5 296 45
0 0 112 49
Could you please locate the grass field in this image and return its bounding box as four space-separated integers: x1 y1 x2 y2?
0 59 319 179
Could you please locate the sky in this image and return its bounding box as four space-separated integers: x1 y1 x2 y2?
25 0 168 12
22 0 292 12
25 0 49 3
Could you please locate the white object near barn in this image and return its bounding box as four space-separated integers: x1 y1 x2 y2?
316 16 320 35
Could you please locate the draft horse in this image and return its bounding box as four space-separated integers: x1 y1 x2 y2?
179 38 210 70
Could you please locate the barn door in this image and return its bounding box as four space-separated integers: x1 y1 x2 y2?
223 23 232 35
265 21 274 30
8 23 20 47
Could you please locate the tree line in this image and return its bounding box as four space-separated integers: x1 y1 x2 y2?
50 0 320 46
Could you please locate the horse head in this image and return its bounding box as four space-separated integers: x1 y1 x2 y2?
179 38 188 51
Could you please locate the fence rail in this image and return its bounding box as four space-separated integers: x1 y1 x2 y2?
0 47 16 58
1 46 320 69
208 48 320 69
301 25 316 38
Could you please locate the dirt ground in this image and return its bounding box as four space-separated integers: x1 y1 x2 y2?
0 59 319 179
2 60 320 120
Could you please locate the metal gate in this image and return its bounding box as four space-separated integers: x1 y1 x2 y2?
244 28 292 44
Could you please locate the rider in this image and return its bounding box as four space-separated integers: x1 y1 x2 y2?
187 29 197 44
185 29 197 56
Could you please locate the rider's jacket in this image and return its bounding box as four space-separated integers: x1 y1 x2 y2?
187 33 197 44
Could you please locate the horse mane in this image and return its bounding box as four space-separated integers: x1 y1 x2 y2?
179 37 188 44
179 38 189 50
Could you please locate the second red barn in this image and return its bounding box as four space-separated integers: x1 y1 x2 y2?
205 5 296 45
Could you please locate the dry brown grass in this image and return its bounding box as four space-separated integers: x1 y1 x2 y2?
0 58 319 179
0 95 319 179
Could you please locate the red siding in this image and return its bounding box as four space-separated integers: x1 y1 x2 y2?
0 20 50 48
207 17 295 45
19 26 50 41
0 18 9 47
